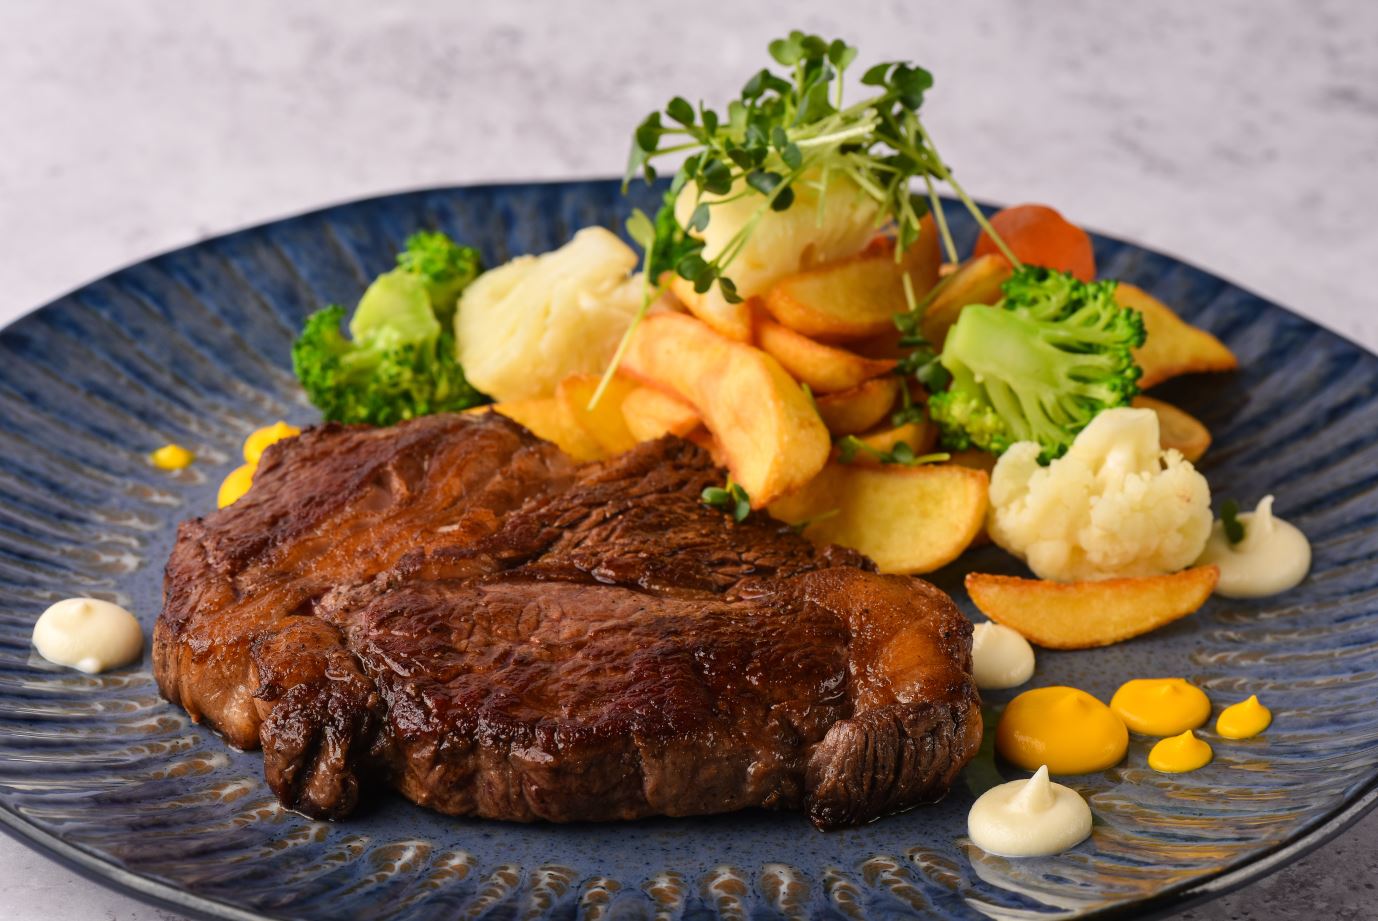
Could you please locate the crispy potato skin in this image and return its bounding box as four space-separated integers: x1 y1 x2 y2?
965 566 1219 649
1117 284 1238 388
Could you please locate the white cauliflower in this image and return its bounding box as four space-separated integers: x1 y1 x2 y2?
456 227 642 402
988 407 1213 581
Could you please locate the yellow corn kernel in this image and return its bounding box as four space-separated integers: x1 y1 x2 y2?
243 421 302 465
149 443 195 470
217 463 256 508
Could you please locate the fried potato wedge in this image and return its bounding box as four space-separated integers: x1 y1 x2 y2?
840 420 939 465
487 399 604 462
1133 395 1211 463
919 253 1013 349
1117 283 1238 388
966 566 1220 650
946 448 997 475
763 226 941 341
769 463 989 574
554 373 640 457
814 376 901 436
755 316 897 393
669 276 754 342
621 312 830 506
621 385 701 442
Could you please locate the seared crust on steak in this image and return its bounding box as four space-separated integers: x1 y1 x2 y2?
155 412 980 827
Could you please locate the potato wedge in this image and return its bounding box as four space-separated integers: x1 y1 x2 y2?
840 420 938 465
621 385 701 442
769 463 989 574
763 225 941 341
755 316 897 393
669 276 754 342
966 566 1220 650
621 312 830 505
919 253 1013 349
487 399 603 462
814 377 901 436
1117 283 1238 388
946 448 997 475
554 373 640 457
1133 395 1211 463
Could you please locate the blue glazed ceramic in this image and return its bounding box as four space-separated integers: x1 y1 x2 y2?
1 180 1376 921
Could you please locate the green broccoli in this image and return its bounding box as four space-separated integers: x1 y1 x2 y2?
395 230 482 324
926 265 1145 461
291 232 486 426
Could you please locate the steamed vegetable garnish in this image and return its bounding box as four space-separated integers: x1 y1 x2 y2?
396 230 483 323
927 266 1146 461
292 231 485 426
702 478 751 523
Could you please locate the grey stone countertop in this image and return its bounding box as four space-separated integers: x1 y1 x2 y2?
1 1 1375 918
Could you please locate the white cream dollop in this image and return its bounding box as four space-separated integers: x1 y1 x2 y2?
967 765 1093 857
1196 495 1310 597
971 622 1035 690
32 598 143 674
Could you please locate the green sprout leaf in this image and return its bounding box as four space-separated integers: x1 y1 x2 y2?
1221 499 1246 545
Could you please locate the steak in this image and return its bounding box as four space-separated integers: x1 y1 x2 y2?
154 412 981 828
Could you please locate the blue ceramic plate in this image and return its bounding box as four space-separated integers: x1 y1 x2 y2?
2 180 1377 921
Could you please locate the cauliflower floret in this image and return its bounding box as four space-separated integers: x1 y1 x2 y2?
674 172 881 298
456 227 642 402
988 407 1212 581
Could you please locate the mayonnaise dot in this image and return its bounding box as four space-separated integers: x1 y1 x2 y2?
149 443 195 470
967 765 1093 857
971 622 1035 690
1216 695 1272 739
1196 496 1310 598
32 598 143 674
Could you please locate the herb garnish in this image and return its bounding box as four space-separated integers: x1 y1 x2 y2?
594 30 1019 405
837 435 950 467
1221 499 1246 545
702 478 752 522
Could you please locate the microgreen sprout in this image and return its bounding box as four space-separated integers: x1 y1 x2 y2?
593 30 1020 406
1221 499 1246 545
836 435 949 467
702 478 752 522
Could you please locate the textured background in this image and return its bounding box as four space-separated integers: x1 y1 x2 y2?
1 1 1375 918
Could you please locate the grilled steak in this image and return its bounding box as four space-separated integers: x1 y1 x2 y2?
155 412 981 827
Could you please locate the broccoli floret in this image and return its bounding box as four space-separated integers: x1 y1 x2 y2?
291 266 484 427
927 265 1145 462
395 231 482 324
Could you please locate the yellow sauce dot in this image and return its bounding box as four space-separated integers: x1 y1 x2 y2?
1148 730 1213 773
149 443 195 470
1110 678 1211 736
217 463 256 508
996 686 1129 774
1216 695 1272 740
243 421 301 464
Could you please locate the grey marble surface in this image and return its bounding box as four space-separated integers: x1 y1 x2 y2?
0 1 1375 918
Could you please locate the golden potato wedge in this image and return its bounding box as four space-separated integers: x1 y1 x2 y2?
769 463 989 574
621 312 830 506
1133 395 1211 462
1117 283 1238 388
814 376 901 436
669 275 754 342
966 566 1220 650
621 385 701 442
487 399 603 462
755 315 897 393
840 420 939 465
762 226 941 341
919 253 1013 349
555 373 640 457
946 448 997 475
